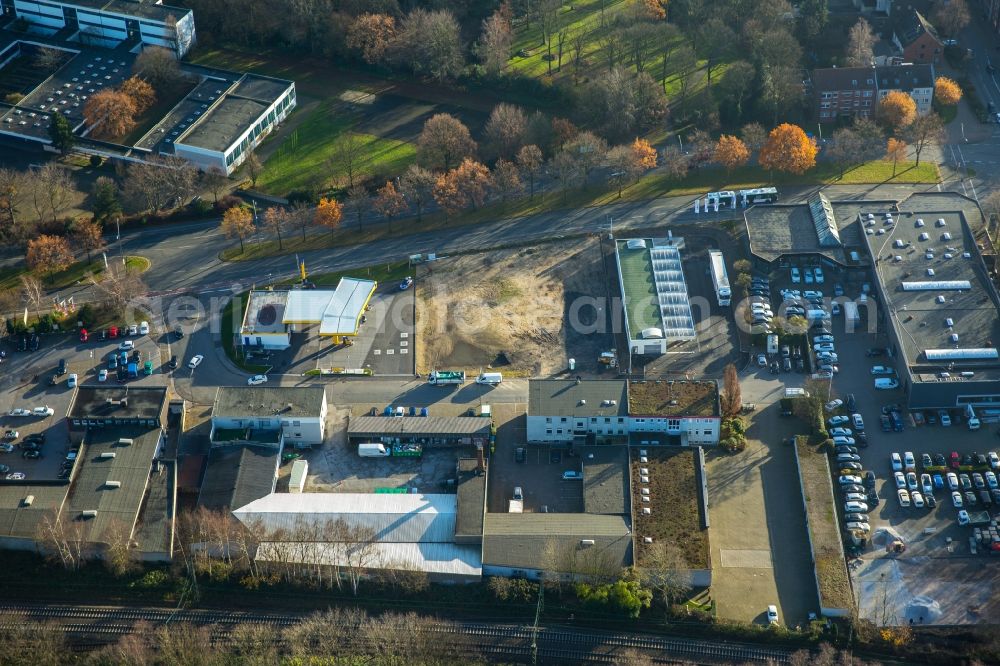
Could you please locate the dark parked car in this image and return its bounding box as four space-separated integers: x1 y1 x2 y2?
921 453 933 469
926 410 937 425
867 488 880 506
933 453 947 467
167 355 178 370
23 433 45 444
980 490 993 506
22 449 41 459
56 359 66 375
856 432 868 447
866 348 885 357
926 493 936 508
846 394 857 412
29 334 39 351
880 415 892 432
864 471 877 489
965 491 978 506
515 447 526 463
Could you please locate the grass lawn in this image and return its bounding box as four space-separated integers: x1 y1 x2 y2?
0 254 150 294
277 260 413 288
256 100 416 195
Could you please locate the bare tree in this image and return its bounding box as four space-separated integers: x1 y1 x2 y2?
640 542 693 607
328 131 367 189
390 8 465 81
516 144 544 198
342 184 369 230
904 112 946 166
484 103 528 160
89 260 147 313
33 47 66 71
34 510 88 571
103 517 136 577
564 131 608 184
476 4 514 77
933 0 970 37
0 168 26 235
243 151 263 188
263 206 290 250
492 159 523 201
19 274 44 317
0 611 67 666
290 201 314 240
201 166 229 204
399 164 436 222
155 623 216 665
133 46 183 88
845 18 877 66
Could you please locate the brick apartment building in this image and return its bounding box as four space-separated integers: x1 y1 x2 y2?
813 63 935 123
892 9 943 64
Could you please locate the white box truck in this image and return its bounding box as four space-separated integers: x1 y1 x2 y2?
476 372 503 385
708 250 731 307
358 442 390 457
766 334 779 356
966 404 981 430
428 370 465 386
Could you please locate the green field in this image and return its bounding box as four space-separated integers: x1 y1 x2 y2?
256 100 416 195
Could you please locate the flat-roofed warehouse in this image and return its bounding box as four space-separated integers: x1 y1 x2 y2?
347 415 493 448
862 202 1000 410
68 386 169 429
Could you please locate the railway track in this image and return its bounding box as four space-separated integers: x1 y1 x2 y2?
0 603 794 664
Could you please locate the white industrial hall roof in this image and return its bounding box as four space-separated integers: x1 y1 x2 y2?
255 541 482 578
232 492 458 542
280 278 376 335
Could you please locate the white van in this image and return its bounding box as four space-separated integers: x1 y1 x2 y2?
476 372 503 385
358 442 390 457
874 378 899 390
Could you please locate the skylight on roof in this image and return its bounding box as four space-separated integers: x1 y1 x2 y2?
924 348 999 361
900 281 971 291
808 193 841 247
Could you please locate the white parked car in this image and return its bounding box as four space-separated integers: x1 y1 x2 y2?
824 399 843 412
814 267 825 283
898 489 911 507
828 416 849 427
128 324 138 336
813 335 834 344
947 472 959 490
894 471 906 489
32 406 54 417
815 343 835 353
98 369 108 382
247 374 268 386
8 408 31 417
188 355 204 369
912 491 924 508
958 510 970 525
803 290 823 299
989 451 1000 470
903 451 915 471
921 474 933 495
891 452 903 472
791 267 801 283
67 373 78 388
830 427 852 437
845 501 869 513
906 472 918 491
844 492 868 502
952 491 964 508
139 320 149 335
845 522 870 533
767 604 779 625
839 475 863 485
119 340 134 352
871 365 895 375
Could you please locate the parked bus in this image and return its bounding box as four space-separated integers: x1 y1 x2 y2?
738 187 779 205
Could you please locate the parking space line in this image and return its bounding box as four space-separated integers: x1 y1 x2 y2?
400 349 408 354
400 332 409 338
386 349 394 355
373 350 381 355
399 341 408 347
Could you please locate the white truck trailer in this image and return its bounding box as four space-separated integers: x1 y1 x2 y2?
708 250 731 306
428 370 466 386
844 301 860 326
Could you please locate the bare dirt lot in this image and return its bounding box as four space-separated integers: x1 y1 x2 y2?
416 236 613 377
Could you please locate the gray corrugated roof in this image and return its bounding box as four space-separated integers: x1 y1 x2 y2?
483 514 632 572
0 484 68 540
69 386 168 420
197 445 278 511
456 458 486 539
347 416 492 436
528 380 628 417
63 427 162 545
213 387 325 419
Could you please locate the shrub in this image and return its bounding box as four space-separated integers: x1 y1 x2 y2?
215 194 243 211
287 188 318 205
189 198 213 215
89 155 103 167
129 569 170 589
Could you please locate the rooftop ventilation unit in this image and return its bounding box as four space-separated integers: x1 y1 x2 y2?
643 537 653 543
22 495 33 507
936 218 946 227
919 232 930 241
945 318 954 327
580 539 596 547
916 218 924 227
642 507 651 515
626 239 647 250
927 269 935 277
81 510 97 518
936 295 946 303
950 334 960 343
104 480 121 488
578 399 587 405
100 452 116 459
117 438 133 446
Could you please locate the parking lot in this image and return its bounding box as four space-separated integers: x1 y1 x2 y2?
1 327 167 481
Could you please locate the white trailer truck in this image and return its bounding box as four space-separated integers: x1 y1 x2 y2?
708 250 731 306
844 301 860 327
428 370 466 386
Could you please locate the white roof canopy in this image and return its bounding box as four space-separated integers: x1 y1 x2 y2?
281 278 376 336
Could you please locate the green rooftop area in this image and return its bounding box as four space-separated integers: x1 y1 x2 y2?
627 380 718 417
616 240 663 339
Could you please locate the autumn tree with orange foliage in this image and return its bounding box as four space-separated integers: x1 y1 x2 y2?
934 77 962 106
640 0 667 20
220 206 254 254
758 124 818 175
119 76 156 114
876 91 916 131
314 197 343 237
632 138 658 169
26 234 74 276
883 138 908 177
434 159 492 215
606 138 658 197
347 14 396 65
373 180 407 230
83 89 137 140
713 135 750 173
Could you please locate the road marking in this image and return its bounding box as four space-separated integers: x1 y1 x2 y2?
386 349 394 355
400 349 408 354
373 350 381 355
400 332 409 338
399 341 408 347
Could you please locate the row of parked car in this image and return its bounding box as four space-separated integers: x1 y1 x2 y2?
890 450 1000 510
829 395 876 534
790 266 825 284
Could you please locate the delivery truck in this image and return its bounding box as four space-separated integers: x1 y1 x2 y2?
358 442 390 457
428 370 465 386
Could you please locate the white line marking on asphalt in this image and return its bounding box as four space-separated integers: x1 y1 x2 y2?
373 350 381 355
386 349 394 355
400 332 408 338
399 341 408 347
400 349 408 354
